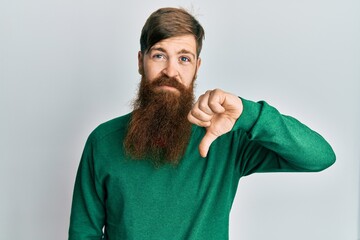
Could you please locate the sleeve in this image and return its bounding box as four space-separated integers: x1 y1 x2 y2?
68 134 106 240
234 98 336 176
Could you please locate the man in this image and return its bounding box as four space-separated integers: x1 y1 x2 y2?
68 7 335 240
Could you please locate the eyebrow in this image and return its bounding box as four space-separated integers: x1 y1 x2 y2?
149 47 196 60
178 49 196 60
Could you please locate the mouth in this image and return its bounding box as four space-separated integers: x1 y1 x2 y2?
155 85 180 94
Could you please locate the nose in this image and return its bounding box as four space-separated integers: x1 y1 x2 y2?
162 59 179 79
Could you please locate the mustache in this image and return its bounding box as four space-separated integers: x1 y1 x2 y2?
151 75 187 92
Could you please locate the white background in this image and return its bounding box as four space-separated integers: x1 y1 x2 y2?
1 0 359 239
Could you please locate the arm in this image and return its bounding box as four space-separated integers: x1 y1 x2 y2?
235 98 336 175
68 135 106 240
188 89 336 174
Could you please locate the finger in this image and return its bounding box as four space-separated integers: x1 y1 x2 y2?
197 91 213 115
188 94 213 124
188 104 213 122
187 112 211 127
198 131 218 157
208 89 226 114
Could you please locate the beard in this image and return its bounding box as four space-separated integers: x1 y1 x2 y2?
124 74 195 165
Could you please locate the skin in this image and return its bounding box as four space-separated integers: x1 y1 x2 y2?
138 35 201 94
138 34 244 158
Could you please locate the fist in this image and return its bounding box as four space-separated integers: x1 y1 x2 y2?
187 89 243 157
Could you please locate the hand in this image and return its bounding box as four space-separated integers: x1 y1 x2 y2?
187 89 243 157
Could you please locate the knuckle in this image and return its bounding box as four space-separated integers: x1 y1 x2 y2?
211 88 222 95
190 109 207 121
190 107 200 116
197 94 206 102
208 100 219 109
198 101 209 111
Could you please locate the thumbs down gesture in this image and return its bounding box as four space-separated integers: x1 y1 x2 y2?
187 89 243 157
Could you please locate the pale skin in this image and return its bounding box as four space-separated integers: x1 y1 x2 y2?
138 34 244 157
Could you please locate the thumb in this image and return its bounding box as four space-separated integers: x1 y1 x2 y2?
199 131 218 158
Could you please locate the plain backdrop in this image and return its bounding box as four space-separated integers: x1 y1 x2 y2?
1 0 359 239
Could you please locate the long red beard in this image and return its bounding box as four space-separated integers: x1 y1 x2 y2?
124 74 195 165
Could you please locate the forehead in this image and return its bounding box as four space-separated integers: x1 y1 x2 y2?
150 35 197 55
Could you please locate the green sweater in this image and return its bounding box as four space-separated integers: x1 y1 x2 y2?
69 99 335 240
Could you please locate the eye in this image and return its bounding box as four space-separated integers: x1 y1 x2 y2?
179 56 191 63
152 54 166 60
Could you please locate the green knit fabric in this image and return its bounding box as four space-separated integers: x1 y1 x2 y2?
69 99 335 240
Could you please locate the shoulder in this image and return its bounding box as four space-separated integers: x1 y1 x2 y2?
88 113 132 143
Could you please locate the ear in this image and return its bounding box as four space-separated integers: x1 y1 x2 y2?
138 51 144 75
195 57 202 76
197 57 202 70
